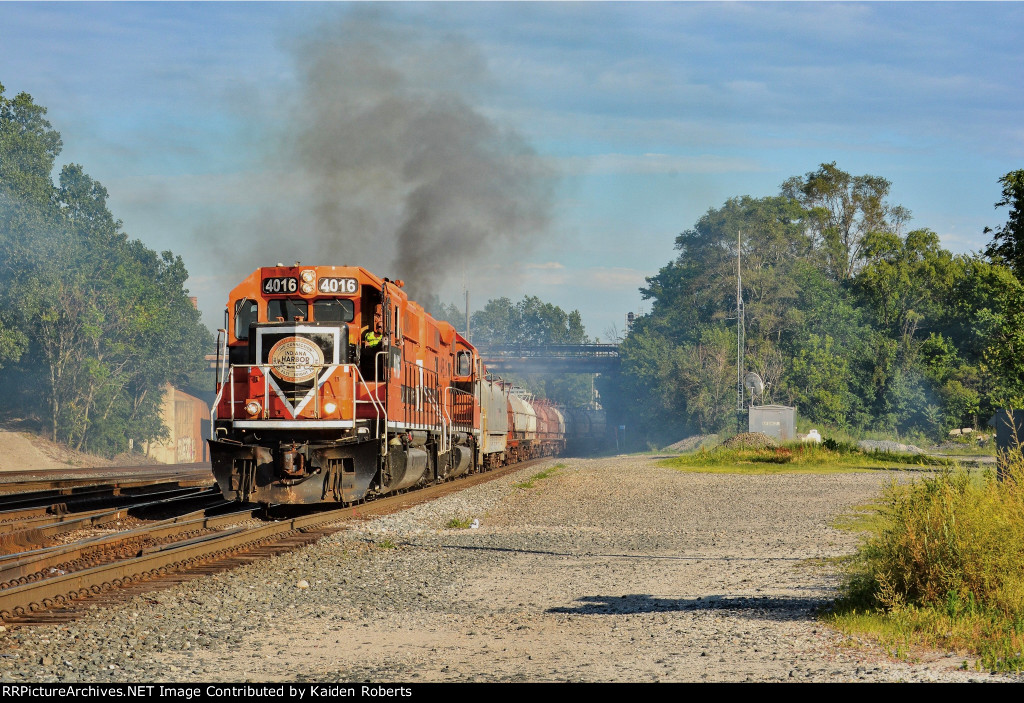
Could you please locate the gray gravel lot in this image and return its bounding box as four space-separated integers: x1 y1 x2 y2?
0 455 1014 683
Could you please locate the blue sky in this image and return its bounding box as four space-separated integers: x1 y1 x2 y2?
2 2 1022 339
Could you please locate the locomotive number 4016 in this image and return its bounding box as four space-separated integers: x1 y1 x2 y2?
318 277 359 294
262 277 298 294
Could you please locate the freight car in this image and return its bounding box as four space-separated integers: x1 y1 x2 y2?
208 265 564 506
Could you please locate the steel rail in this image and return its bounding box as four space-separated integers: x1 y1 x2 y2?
0 455 554 622
0 487 217 536
0 488 223 555
0 505 353 619
0 468 213 495
0 507 250 587
0 478 214 513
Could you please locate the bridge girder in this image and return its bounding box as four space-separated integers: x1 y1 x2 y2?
477 344 620 375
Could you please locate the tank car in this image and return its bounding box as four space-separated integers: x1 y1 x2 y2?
208 265 564 506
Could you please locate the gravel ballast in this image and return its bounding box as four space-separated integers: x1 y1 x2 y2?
0 455 1015 683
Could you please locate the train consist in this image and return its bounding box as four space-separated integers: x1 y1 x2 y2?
209 265 568 506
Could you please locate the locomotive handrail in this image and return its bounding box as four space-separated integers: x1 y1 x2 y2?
436 385 448 456
440 387 453 456
209 329 229 439
219 363 385 441
373 350 388 452
354 361 386 444
442 386 474 458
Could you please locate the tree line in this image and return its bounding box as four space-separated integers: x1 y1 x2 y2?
429 294 595 407
0 84 211 455
602 163 1024 445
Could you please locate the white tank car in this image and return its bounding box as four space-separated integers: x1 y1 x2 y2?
509 392 537 441
479 378 509 466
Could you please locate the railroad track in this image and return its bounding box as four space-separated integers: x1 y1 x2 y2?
0 458 545 626
0 463 212 493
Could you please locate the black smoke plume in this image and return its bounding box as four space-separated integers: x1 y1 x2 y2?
280 9 552 300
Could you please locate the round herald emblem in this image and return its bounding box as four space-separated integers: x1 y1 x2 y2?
268 336 324 383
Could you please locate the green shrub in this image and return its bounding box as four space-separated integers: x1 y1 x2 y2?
822 437 859 453
845 462 1024 616
833 450 1024 670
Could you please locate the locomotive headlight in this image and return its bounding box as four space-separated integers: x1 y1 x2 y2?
244 400 262 417
323 401 337 414
300 282 314 294
300 270 315 283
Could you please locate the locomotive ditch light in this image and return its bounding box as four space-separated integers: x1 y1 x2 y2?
323 401 337 414
245 400 262 417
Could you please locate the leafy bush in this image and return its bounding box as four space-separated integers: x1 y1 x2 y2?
834 451 1024 670
822 437 859 453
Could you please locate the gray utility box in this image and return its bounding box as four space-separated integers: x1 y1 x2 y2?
749 405 796 442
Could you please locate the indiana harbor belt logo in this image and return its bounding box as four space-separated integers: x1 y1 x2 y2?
268 337 324 383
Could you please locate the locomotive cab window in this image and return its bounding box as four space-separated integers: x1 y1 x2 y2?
268 298 308 322
313 298 355 323
234 299 257 340
456 351 472 377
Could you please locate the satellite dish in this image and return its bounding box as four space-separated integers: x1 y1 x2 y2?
743 372 764 402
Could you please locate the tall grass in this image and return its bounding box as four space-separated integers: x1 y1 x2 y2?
660 442 949 474
831 450 1024 671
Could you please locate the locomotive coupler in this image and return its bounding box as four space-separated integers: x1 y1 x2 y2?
277 442 309 479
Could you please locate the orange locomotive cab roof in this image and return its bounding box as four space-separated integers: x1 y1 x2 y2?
223 265 415 345
226 265 390 301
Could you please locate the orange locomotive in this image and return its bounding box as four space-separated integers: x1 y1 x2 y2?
209 265 563 506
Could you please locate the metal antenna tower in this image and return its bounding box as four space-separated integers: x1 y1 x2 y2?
736 230 745 412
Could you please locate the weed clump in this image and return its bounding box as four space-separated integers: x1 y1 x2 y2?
513 463 563 489
833 450 1024 671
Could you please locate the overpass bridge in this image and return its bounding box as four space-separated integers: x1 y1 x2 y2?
476 344 620 375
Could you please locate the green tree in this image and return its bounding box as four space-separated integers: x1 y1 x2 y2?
421 294 468 337
466 295 592 406
0 86 212 455
0 84 60 370
784 334 854 427
0 82 62 202
984 169 1024 280
782 162 910 281
945 257 1024 412
854 228 958 337
615 164 1024 443
641 195 811 346
677 326 737 433
471 295 587 347
614 324 689 442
